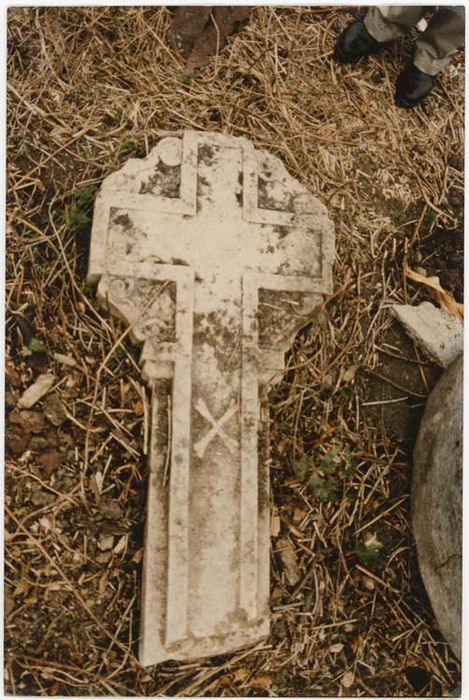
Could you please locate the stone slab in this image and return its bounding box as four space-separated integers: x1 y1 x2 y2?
412 354 462 659
88 131 335 666
390 301 463 368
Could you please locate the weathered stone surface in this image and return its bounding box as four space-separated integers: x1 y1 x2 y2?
412 353 462 659
391 301 463 368
88 131 335 665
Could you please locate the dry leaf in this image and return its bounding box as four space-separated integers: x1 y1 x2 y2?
405 265 463 320
113 534 127 555
99 571 109 598
278 538 300 585
288 523 303 538
6 361 22 387
140 672 153 683
342 670 354 688
293 506 308 524
39 450 62 474
18 373 55 409
342 364 358 383
9 409 46 433
91 471 104 504
131 548 143 564
330 642 344 653
48 582 64 591
251 673 273 690
134 399 144 416
6 430 30 455
364 532 383 550
24 592 38 606
233 668 250 683
13 578 30 597
38 516 52 532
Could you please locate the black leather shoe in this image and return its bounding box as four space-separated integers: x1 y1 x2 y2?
395 64 437 108
334 20 382 64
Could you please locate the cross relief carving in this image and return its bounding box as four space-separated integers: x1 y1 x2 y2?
88 130 334 665
194 398 238 458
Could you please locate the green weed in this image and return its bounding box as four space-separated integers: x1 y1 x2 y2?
64 185 98 232
120 137 136 155
28 337 45 353
79 279 94 296
290 443 356 503
424 210 437 227
356 533 384 564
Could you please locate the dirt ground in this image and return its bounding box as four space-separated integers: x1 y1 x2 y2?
5 6 463 697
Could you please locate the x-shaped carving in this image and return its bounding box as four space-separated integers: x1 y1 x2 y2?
194 398 237 458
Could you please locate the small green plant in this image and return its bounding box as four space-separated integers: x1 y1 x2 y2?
395 210 405 225
308 472 338 503
182 74 193 86
290 455 309 480
64 185 98 232
424 210 437 227
289 444 356 503
120 137 136 155
28 337 45 353
340 386 354 399
79 279 94 296
356 533 383 564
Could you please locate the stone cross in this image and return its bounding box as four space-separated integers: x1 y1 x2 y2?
88 131 334 666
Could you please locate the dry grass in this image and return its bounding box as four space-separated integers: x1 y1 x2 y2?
5 6 463 696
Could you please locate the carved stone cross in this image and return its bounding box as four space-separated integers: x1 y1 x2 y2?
88 131 334 666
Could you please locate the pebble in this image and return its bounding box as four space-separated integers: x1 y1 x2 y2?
53 353 77 367
98 535 115 551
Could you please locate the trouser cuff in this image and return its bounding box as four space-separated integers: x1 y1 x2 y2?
413 48 456 76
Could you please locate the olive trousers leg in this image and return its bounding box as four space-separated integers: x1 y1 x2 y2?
364 6 465 75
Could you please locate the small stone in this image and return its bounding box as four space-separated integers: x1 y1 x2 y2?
100 501 124 520
6 430 30 455
96 551 113 564
43 394 67 426
38 449 63 474
31 489 55 507
342 671 354 688
53 352 77 367
29 436 49 452
391 302 462 368
18 372 55 409
9 409 46 434
98 535 115 551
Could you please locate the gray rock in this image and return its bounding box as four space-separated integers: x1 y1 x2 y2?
391 301 462 368
412 353 462 658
